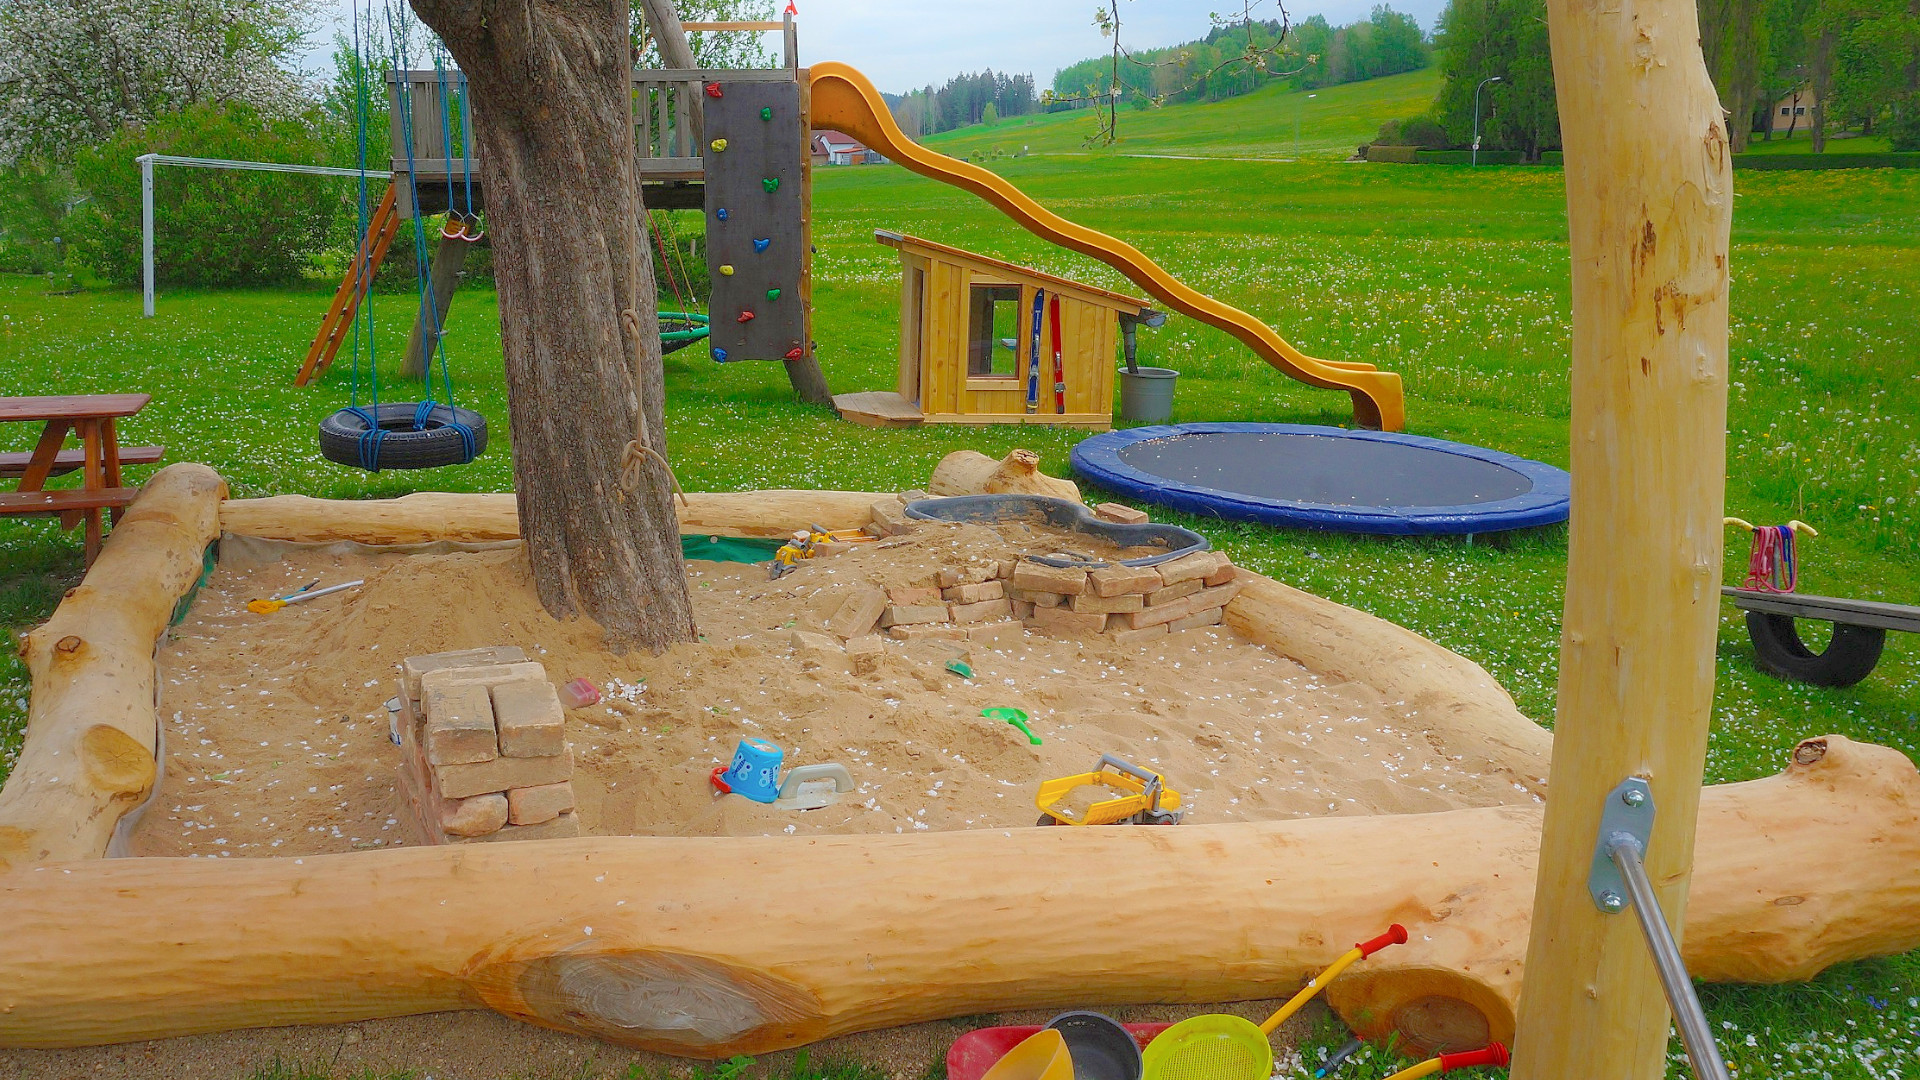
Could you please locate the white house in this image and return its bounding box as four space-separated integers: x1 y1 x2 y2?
811 130 885 165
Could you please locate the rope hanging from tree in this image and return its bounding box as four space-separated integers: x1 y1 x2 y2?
620 306 689 506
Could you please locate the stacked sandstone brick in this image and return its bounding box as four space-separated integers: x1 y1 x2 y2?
816 549 1240 648
396 646 580 843
1010 548 1242 644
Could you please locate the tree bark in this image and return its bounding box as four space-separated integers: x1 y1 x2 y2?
406 0 695 653
1810 28 1836 153
1512 0 1733 1070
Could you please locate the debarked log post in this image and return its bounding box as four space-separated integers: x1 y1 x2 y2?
1 736 1914 1055
0 464 227 872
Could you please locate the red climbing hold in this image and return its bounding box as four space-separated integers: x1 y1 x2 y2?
784 345 805 360
705 82 724 98
736 311 756 323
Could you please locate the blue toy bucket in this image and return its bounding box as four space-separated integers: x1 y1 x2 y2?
724 738 784 803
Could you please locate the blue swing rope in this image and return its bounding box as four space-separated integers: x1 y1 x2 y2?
458 75 480 235
436 56 459 234
345 0 385 471
374 23 476 470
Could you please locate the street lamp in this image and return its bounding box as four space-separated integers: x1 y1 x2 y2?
1295 92 1317 157
1472 75 1503 166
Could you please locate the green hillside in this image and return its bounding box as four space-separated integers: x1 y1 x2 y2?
921 66 1441 160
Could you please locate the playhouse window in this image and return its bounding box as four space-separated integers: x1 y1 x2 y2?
967 283 1023 377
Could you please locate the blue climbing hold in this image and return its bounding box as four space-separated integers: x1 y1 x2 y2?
716 208 730 221
712 347 729 362
753 238 771 253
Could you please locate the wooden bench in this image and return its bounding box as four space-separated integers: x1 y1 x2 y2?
1724 586 1917 687
0 445 164 478
1 393 152 565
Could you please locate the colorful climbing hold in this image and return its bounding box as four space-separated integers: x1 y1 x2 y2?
710 138 729 152
762 177 780 193
712 347 729 361
704 83 724 98
783 345 805 360
752 238 771 253
719 264 735 276
716 208 729 221
736 310 756 323
760 106 773 120
766 288 782 301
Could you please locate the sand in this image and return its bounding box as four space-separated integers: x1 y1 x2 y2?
131 522 1536 860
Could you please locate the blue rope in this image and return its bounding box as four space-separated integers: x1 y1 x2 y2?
435 55 457 228
458 74 477 224
347 0 378 418
346 405 387 473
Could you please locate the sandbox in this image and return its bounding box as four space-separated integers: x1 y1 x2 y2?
3 464 1917 1061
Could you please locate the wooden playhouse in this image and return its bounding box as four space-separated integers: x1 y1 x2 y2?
833 231 1160 430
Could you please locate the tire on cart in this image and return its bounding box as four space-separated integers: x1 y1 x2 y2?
1745 611 1886 688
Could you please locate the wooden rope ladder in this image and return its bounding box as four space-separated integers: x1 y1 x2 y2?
296 183 402 386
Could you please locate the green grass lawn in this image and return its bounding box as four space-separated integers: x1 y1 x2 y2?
3 113 1918 1078
921 67 1441 161
1740 131 1897 155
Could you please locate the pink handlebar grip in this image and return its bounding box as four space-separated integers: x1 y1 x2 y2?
1355 923 1410 958
1437 1044 1510 1071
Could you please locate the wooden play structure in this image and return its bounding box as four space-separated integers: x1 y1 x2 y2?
833 232 1159 430
5 4 1910 1077
296 14 1407 430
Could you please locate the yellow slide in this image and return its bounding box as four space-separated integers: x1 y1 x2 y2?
808 62 1406 431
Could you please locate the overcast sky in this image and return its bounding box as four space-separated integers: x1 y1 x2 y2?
301 0 1446 95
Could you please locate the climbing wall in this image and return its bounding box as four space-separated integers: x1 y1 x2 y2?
703 78 807 363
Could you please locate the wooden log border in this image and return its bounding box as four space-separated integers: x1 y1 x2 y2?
2 479 1914 1057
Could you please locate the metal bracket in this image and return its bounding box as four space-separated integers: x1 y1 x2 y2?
1588 777 1655 913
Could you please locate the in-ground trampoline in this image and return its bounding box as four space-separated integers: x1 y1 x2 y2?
1071 423 1570 535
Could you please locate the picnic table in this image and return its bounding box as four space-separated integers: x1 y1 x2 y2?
0 395 165 565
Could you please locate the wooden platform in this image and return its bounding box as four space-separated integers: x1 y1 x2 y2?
1724 587 1920 634
833 391 924 428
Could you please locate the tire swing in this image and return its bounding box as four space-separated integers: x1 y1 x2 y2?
322 37 487 473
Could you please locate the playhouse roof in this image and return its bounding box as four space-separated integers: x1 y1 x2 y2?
875 230 1158 316
813 130 866 152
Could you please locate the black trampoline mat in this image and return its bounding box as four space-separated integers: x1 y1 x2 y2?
1118 432 1533 508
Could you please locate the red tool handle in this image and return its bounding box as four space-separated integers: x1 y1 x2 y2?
708 766 732 794
1437 1044 1509 1071
1355 923 1409 957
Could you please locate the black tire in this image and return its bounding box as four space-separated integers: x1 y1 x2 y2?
1036 814 1060 827
319 403 487 472
1745 612 1886 688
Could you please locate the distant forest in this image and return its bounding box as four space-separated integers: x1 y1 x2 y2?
1050 8 1430 109
883 72 1040 138
879 8 1433 140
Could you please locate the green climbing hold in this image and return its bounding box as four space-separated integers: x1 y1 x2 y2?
762 177 780 192
766 288 781 301
760 106 773 120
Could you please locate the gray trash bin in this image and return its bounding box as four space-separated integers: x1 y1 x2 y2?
1118 366 1178 423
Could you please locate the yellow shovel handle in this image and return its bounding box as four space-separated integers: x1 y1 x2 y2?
1259 924 1408 1035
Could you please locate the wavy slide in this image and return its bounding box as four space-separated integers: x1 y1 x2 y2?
809 62 1405 431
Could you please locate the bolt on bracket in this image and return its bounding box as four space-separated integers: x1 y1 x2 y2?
1588 777 1655 913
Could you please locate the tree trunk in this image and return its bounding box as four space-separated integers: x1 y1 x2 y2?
1513 0 1733 1071
1811 30 1835 153
406 0 695 653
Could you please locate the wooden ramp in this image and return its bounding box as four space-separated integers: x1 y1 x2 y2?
833 391 924 428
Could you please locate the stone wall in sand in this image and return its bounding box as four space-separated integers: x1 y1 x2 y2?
395 647 581 843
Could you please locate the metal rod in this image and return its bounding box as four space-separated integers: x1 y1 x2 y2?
138 154 393 179
1608 837 1732 1080
141 155 155 318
